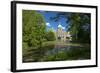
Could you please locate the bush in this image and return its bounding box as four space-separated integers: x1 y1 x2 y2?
46 30 56 41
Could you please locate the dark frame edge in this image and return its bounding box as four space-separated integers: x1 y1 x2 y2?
11 1 17 72
96 6 98 67
11 1 98 72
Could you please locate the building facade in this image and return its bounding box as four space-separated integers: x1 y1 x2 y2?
56 24 71 41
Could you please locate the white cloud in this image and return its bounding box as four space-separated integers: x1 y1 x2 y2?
62 27 65 30
46 22 51 27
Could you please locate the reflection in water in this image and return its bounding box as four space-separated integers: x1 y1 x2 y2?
23 42 90 63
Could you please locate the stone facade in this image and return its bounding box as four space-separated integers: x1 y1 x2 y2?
56 25 71 41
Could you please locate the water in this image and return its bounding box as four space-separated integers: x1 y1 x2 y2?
23 42 90 63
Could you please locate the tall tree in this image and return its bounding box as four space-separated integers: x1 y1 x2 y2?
46 28 56 41
22 10 46 48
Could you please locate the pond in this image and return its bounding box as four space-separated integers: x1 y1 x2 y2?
23 41 91 63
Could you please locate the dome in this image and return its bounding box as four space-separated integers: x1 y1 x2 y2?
58 24 65 30
58 24 62 28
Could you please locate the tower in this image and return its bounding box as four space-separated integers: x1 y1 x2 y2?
56 23 71 41
57 24 67 41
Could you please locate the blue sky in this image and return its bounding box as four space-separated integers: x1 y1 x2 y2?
38 11 68 32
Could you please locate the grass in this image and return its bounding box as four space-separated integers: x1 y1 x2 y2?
43 40 90 48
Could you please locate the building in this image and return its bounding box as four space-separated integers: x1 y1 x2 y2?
56 24 71 41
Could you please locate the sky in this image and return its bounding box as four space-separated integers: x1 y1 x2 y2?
38 11 68 32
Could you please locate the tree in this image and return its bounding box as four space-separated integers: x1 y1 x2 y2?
22 10 46 48
46 28 56 41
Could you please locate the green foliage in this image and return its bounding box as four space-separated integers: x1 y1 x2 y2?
68 13 91 43
43 46 90 61
22 42 29 57
46 29 56 41
22 10 46 48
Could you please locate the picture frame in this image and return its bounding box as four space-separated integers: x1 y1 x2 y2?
11 1 98 72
